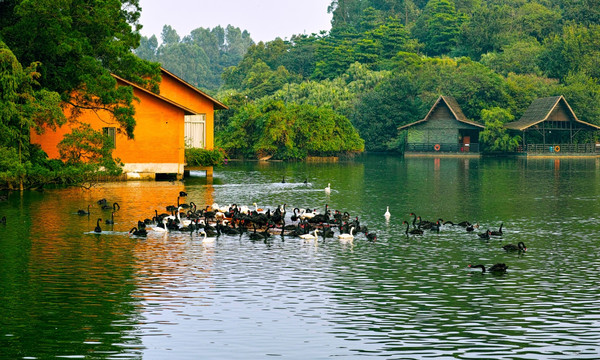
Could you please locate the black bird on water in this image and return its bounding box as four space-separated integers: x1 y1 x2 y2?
94 218 102 233
469 263 508 274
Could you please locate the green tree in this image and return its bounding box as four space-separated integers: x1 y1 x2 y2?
1 0 161 139
413 0 462 56
480 38 544 76
539 24 600 81
218 100 364 159
479 107 520 152
0 41 65 189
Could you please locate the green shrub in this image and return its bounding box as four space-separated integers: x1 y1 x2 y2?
185 148 226 166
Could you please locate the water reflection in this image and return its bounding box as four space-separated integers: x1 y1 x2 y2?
1 155 600 359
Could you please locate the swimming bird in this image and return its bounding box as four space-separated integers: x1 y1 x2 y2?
366 231 377 241
469 263 507 274
300 229 320 240
403 221 423 235
490 223 503 236
338 227 355 241
0 216 6 224
152 218 169 232
105 212 115 224
102 202 120 211
78 205 91 216
199 230 216 242
129 227 147 237
281 176 286 183
179 191 188 197
94 218 102 233
325 183 331 194
503 242 527 252
384 206 391 220
478 229 491 239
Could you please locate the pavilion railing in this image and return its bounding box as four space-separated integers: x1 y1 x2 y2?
406 143 479 153
524 143 600 154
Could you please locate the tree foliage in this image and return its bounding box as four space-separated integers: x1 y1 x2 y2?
1 0 161 139
478 107 520 152
136 24 254 91
218 100 364 160
0 0 154 188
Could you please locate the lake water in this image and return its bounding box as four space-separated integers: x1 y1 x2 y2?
1 154 600 359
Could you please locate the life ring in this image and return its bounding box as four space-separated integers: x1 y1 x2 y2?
554 145 561 152
434 144 441 151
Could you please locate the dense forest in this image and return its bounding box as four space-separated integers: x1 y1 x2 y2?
3 0 600 189
137 0 600 157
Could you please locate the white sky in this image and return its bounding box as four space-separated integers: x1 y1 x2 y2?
137 0 333 43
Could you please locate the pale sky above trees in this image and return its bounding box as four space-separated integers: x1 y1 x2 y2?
138 0 333 43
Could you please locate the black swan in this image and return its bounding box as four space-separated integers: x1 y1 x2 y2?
0 216 6 224
78 205 91 216
366 232 377 241
503 242 527 252
102 202 120 211
105 212 115 224
403 221 423 235
179 191 188 197
94 218 102 233
478 229 491 239
129 227 147 237
490 223 503 236
469 263 508 274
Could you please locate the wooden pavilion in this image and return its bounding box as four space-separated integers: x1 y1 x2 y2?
399 96 484 154
504 96 600 155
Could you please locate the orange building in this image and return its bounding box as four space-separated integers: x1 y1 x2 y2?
30 68 227 180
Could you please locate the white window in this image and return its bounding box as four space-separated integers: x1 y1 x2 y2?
103 127 116 148
184 114 206 148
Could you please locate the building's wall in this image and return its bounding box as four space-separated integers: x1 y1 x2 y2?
159 72 215 149
548 102 573 122
406 104 478 144
31 85 186 176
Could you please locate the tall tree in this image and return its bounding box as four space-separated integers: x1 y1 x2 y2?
413 0 462 56
0 41 65 188
1 0 161 139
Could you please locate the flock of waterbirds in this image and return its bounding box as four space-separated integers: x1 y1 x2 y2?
80 190 378 244
68 183 529 276
396 211 527 275
0 181 528 276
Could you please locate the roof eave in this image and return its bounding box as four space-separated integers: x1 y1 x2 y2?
160 68 229 110
112 74 198 115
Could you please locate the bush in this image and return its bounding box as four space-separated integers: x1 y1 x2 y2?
185 148 226 166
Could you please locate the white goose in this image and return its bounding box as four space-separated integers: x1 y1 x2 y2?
384 206 391 220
